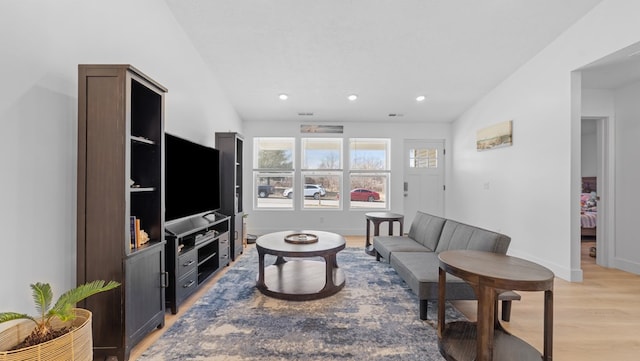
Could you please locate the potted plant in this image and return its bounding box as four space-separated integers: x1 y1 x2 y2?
0 280 119 361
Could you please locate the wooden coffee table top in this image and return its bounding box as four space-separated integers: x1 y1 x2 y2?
256 230 345 257
438 250 554 291
365 212 404 220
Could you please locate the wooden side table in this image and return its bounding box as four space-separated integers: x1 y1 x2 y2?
364 212 404 256
438 250 554 361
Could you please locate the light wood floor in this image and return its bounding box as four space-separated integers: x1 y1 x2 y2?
131 238 640 361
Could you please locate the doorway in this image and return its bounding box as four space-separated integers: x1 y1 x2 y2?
580 118 598 262
403 139 445 228
580 117 613 268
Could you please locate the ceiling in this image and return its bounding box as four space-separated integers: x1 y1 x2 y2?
580 41 640 135
580 42 640 89
165 0 603 123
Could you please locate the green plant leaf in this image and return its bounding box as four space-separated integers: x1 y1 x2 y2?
30 283 53 320
47 303 74 323
51 280 120 316
0 312 38 325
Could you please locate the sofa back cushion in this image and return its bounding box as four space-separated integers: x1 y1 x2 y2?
407 211 446 251
435 220 510 254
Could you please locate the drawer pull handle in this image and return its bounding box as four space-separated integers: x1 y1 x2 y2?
183 260 195 267
183 280 196 288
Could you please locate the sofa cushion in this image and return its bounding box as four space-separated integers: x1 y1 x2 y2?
434 220 510 254
407 211 446 251
390 252 475 300
373 236 432 262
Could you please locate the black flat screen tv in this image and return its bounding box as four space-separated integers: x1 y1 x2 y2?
165 133 220 222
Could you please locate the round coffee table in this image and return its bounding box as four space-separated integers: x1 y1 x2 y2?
256 230 346 301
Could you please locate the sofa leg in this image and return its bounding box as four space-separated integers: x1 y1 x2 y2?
497 291 520 322
376 252 381 261
419 300 428 320
501 300 512 322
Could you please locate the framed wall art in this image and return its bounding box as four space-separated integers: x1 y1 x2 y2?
300 125 344 134
476 120 513 151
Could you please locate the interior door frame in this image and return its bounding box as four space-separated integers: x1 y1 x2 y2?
596 116 615 268
581 116 615 269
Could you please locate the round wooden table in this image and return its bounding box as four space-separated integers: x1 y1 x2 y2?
256 230 346 301
364 212 404 256
437 250 554 361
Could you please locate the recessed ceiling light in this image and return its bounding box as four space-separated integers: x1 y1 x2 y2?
416 95 426 102
279 93 289 100
347 94 358 101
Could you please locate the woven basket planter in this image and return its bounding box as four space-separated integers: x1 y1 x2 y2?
0 308 92 361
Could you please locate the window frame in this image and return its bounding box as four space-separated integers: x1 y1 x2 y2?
252 136 391 211
253 137 296 210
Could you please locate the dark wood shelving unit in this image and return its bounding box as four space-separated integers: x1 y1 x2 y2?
215 132 244 260
77 64 167 361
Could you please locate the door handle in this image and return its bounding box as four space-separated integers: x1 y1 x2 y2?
161 272 169 288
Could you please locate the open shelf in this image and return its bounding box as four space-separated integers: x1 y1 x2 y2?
131 135 156 145
130 187 155 192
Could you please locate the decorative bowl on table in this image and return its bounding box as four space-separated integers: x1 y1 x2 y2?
284 233 318 244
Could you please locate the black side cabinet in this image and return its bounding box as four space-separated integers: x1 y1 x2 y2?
165 212 230 314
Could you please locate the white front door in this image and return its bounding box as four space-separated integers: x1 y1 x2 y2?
403 140 445 228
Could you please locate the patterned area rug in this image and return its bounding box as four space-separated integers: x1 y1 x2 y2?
138 247 465 360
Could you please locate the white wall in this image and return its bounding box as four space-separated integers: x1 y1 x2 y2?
242 120 451 235
582 89 615 117
612 81 640 274
447 0 640 281
580 89 614 191
0 0 241 320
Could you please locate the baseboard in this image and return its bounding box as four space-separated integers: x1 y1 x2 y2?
613 257 640 275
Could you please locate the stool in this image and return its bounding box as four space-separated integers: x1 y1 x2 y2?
365 212 404 256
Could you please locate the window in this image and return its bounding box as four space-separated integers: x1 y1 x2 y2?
349 174 387 209
349 139 390 209
253 138 295 209
302 138 341 170
350 138 389 170
301 138 342 209
409 148 438 168
252 136 391 211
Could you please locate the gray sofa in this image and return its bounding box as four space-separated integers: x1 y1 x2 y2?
373 211 518 320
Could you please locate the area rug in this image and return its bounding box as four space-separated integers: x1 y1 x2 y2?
138 247 465 360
